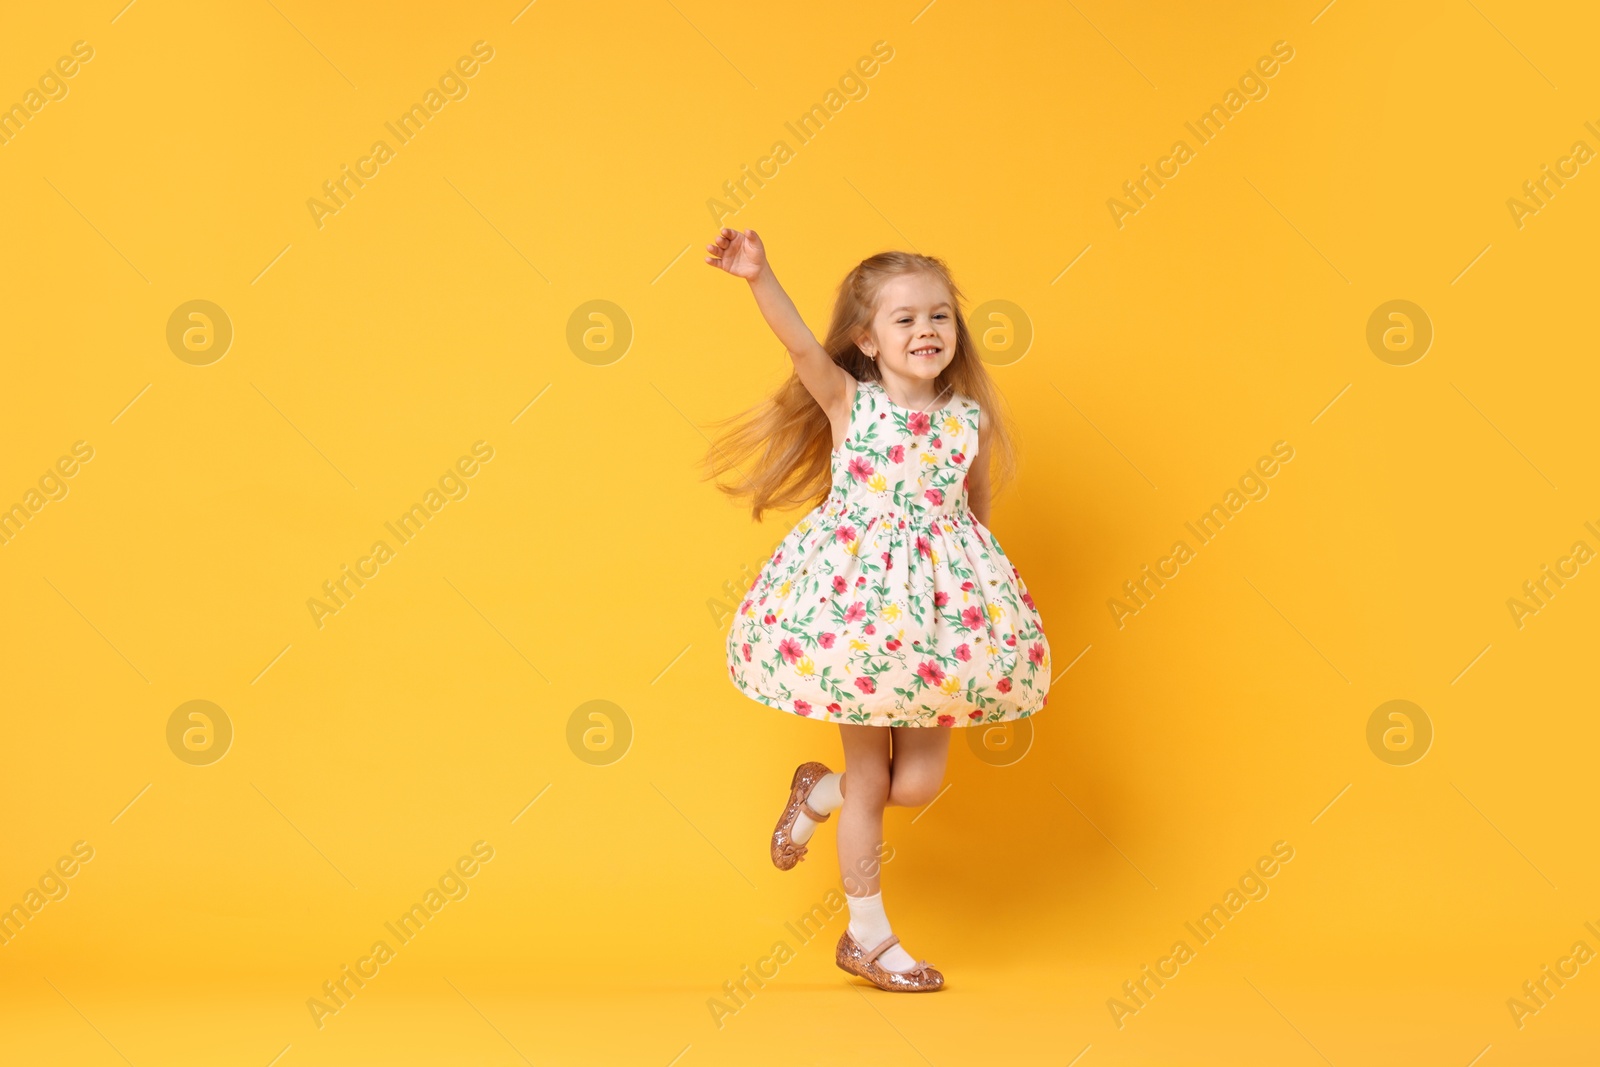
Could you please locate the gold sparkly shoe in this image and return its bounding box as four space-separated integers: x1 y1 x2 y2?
770 761 834 871
836 929 946 992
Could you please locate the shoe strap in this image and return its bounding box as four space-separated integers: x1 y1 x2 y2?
799 799 832 822
862 933 899 965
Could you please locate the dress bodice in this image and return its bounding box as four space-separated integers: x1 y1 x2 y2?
826 377 978 522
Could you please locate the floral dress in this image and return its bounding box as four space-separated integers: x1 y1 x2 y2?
726 376 1051 727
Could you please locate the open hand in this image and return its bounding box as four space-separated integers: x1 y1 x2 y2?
705 227 767 280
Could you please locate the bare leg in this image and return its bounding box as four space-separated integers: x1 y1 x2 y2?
886 725 951 809
836 724 891 895
835 724 955 893
835 724 952 974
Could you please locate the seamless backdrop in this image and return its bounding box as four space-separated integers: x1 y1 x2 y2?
2 1 1598 1065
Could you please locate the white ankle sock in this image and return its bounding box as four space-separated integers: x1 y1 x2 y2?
791 771 844 845
846 891 920 972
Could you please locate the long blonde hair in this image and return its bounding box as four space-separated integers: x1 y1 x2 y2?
702 251 1018 521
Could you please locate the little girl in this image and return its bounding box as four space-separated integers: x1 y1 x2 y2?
702 228 1051 993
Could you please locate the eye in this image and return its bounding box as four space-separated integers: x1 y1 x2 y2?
897 318 912 324
933 313 948 320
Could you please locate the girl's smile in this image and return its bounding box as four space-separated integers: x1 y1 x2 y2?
858 273 958 391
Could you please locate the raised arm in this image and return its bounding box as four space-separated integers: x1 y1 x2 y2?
705 228 853 421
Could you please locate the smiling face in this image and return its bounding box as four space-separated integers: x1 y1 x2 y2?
855 272 959 388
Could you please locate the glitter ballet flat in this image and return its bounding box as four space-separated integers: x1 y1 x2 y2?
835 929 945 992
770 761 834 871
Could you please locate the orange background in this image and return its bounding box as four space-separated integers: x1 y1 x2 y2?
2 1 1597 1064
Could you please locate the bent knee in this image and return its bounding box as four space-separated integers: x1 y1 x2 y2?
888 772 943 808
843 770 891 807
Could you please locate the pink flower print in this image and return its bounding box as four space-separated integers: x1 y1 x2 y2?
1004 633 1017 647
864 623 876 635
937 714 956 727
916 535 932 559
952 451 965 463
741 642 752 662
954 643 971 662
932 436 942 449
835 524 857 544
855 575 867 586
1022 591 1035 609
934 591 949 607
843 601 866 623
967 709 982 720
908 411 931 436
833 575 848 593
794 700 812 716
924 488 944 506
820 632 836 649
960 606 984 630
917 660 945 686
889 444 905 463
997 677 1013 693
827 702 841 715
848 457 875 482
1028 642 1046 666
854 676 876 694
961 581 975 593
763 612 776 624
740 599 752 615
886 638 901 651
779 638 804 664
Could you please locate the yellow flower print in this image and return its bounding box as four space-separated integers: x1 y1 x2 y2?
943 415 963 435
779 581 791 597
987 602 1004 620
850 639 869 651
920 453 937 466
939 675 961 695
798 520 812 534
881 602 902 622
795 656 816 677
931 550 940 566
868 473 887 493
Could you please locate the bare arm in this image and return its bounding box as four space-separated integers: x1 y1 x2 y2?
966 407 993 526
705 227 853 425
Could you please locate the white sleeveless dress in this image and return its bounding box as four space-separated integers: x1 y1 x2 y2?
725 377 1051 727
